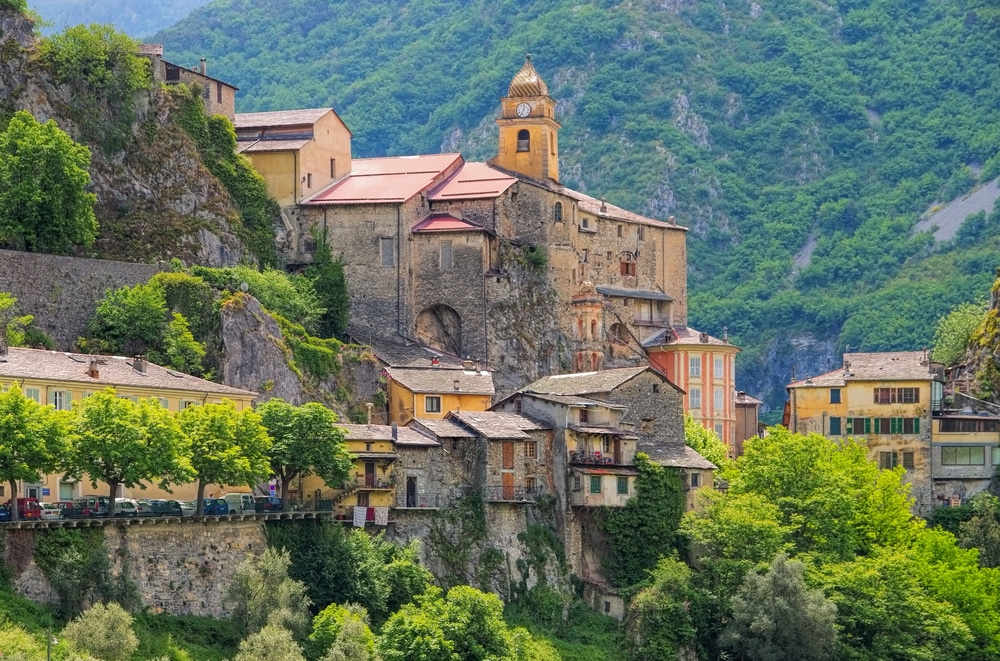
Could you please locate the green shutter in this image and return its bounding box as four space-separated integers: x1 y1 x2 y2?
830 417 841 435
864 418 872 434
913 418 919 435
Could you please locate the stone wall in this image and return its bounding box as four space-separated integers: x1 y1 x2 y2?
0 250 164 350
4 518 266 618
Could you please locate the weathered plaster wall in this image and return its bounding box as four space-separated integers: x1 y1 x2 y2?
0 250 164 349
5 519 267 617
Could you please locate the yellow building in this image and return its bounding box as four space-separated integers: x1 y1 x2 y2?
786 351 944 513
0 347 257 503
385 364 495 425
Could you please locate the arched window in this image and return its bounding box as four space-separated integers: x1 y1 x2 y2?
517 129 530 152
591 320 597 338
554 201 563 222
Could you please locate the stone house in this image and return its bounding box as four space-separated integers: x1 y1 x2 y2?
786 351 946 513
384 363 494 425
140 45 238 121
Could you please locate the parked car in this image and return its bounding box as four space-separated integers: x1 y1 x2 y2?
140 499 183 517
0 504 10 522
113 498 139 518
5 498 42 520
39 502 62 521
202 498 230 515
135 499 155 516
66 496 110 518
254 496 283 513
223 493 255 514
180 500 197 517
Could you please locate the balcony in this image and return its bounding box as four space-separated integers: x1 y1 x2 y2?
351 475 396 491
570 450 625 466
395 493 441 509
632 317 671 328
484 486 544 503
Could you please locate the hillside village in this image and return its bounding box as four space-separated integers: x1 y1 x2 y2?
5 3 1000 659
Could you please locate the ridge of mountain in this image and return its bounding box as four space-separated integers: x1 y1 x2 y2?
27 0 211 37
151 0 1000 417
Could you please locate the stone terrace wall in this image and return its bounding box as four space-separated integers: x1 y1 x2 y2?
5 518 266 618
0 250 164 350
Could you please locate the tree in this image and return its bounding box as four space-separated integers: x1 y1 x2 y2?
684 413 729 470
932 300 988 366
0 386 67 520
226 547 312 640
720 553 837 661
627 555 698 660
234 624 306 661
958 493 1000 568
0 292 35 348
376 585 528 661
178 401 271 515
306 234 350 339
85 283 167 356
308 603 375 661
156 312 206 376
256 398 353 498
0 111 97 254
69 389 192 508
60 602 139 661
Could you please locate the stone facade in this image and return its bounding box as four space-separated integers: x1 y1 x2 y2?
6 519 267 618
0 250 164 350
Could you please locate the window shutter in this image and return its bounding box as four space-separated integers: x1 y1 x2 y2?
48 389 55 406
864 418 871 434
913 418 919 434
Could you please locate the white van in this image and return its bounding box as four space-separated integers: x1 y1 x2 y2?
113 498 139 518
223 493 255 514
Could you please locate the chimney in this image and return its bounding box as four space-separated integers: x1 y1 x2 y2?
453 378 461 391
600 198 607 213
133 356 147 375
431 357 440 367
462 356 474 370
87 357 100 379
723 326 729 343
699 332 709 343
391 422 398 440
199 58 206 75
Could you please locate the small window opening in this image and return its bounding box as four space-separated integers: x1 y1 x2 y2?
517 129 530 151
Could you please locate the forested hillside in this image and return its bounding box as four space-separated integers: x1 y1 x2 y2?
27 0 210 37
157 0 1000 416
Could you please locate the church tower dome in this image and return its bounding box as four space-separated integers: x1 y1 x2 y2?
493 55 560 182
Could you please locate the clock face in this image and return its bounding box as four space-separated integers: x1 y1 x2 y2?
516 102 531 118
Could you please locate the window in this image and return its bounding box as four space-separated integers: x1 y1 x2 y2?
617 476 629 495
846 417 870 435
714 388 723 411
49 390 71 411
440 240 453 270
690 472 701 488
590 475 602 494
690 356 702 377
941 446 986 466
874 418 891 434
380 237 394 267
330 158 336 178
525 441 538 459
830 388 841 404
993 447 1000 465
889 418 920 434
620 260 636 276
180 400 197 410
714 423 724 437
526 477 537 494
304 238 317 254
517 129 530 151
306 173 312 189
606 251 612 260
878 451 898 469
24 388 40 403
590 320 597 338
579 408 589 423
581 249 588 263
581 217 590 230
425 396 442 413
652 384 660 394
638 226 645 240
830 417 842 435
604 601 611 614
617 225 623 238
216 82 222 103
940 419 999 433
690 388 702 410
902 451 915 470
873 387 919 404
714 357 724 379
573 475 582 491
554 202 563 222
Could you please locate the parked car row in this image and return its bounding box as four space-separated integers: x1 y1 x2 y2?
0 494 285 521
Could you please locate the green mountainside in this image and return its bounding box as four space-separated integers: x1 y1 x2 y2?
156 0 1000 417
27 0 211 37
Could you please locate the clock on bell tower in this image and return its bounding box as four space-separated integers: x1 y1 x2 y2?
494 55 561 182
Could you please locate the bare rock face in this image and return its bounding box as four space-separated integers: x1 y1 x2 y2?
219 295 306 404
0 7 247 266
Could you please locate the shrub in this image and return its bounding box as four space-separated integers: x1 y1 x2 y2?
61 602 139 661
225 547 312 640
234 624 305 661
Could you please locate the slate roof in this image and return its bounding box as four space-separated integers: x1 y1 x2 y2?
639 442 717 470
512 392 625 409
386 366 495 395
447 411 548 439
234 108 336 129
305 154 464 204
339 423 438 447
522 367 651 396
735 392 763 406
0 348 256 398
643 326 733 348
354 332 466 370
596 286 674 302
409 418 476 439
788 351 940 388
569 425 638 439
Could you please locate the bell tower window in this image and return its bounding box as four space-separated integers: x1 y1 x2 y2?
554 202 563 222
517 129 530 152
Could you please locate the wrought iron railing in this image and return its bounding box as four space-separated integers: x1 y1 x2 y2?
484 486 544 502
396 493 441 508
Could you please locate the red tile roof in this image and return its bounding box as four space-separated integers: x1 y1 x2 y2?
412 214 487 233
305 154 464 204
428 162 516 201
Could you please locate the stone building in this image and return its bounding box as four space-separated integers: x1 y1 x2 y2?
385 363 495 425
140 45 238 121
282 57 689 393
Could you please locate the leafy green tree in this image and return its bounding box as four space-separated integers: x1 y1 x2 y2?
155 312 207 376
721 553 836 661
932 300 988 366
0 385 67 520
306 235 350 339
684 413 729 470
0 0 28 13
597 453 686 587
69 389 193 507
958 493 1000 568
627 555 697 660
308 603 375 660
376 586 528 661
86 283 168 356
60 602 139 661
178 401 271 515
0 293 34 348
234 624 306 661
226 547 312 640
0 111 97 254
256 398 353 498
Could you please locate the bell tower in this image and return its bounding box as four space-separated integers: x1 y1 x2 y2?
495 55 560 182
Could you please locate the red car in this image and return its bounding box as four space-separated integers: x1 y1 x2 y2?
5 498 42 519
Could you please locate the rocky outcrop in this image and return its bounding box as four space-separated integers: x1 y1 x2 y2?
0 7 247 266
